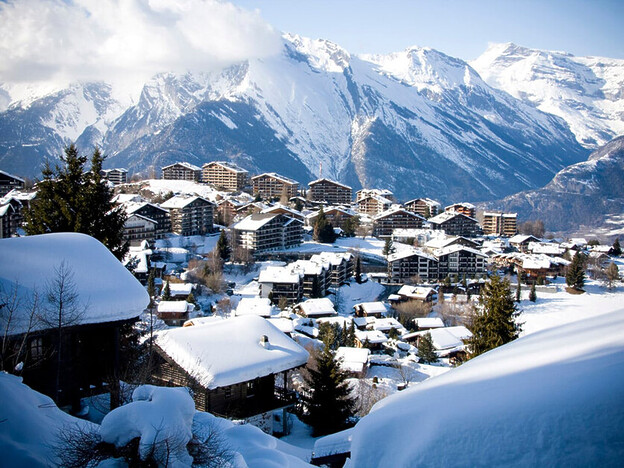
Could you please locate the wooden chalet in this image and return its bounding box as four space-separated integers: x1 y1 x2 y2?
0 233 149 410
444 202 476 218
353 301 387 318
152 316 309 429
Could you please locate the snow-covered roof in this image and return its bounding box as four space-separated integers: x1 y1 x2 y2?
308 177 352 190
166 282 194 296
0 233 149 335
232 213 280 231
310 251 353 266
0 169 24 182
261 204 304 218
235 297 275 317
435 244 488 258
527 242 564 255
295 297 336 317
250 172 298 185
162 162 201 171
397 285 437 300
372 317 404 332
387 247 436 263
156 315 309 389
258 266 302 284
160 195 211 209
444 202 475 210
354 302 387 315
313 428 354 460
348 310 624 467
373 207 425 221
404 197 441 207
509 234 540 244
355 329 388 344
202 160 248 173
414 317 445 329
336 347 370 373
428 211 478 224
157 301 193 314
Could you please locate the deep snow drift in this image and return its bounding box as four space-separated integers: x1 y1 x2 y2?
347 309 624 467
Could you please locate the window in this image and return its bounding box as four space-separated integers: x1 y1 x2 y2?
29 337 44 360
246 380 256 397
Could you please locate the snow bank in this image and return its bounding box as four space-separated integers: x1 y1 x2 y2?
348 310 624 466
100 385 195 467
0 372 95 467
0 233 149 334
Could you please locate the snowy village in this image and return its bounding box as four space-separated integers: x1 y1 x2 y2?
1 1 624 467
1 152 623 467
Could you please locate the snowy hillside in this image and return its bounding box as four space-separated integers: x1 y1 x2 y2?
0 35 588 203
348 309 624 466
472 42 624 148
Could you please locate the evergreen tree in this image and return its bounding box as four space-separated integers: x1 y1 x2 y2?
469 274 521 358
345 321 356 347
566 252 586 291
382 237 396 258
313 207 337 243
417 333 439 364
162 282 172 301
515 279 522 302
186 292 196 305
301 344 357 436
613 238 622 257
147 269 156 306
216 230 231 262
529 283 537 302
23 145 128 260
355 256 362 284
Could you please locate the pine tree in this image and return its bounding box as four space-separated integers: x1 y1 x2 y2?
355 256 362 284
23 145 128 260
529 283 537 302
469 274 521 358
382 237 396 258
301 344 357 436
216 230 231 262
566 252 586 291
515 279 522 302
613 238 622 257
162 282 172 300
345 321 356 347
147 269 156 306
313 207 337 243
417 333 439 364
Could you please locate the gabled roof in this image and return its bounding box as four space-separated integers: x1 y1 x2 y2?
353 302 387 315
434 244 488 258
258 266 302 284
162 162 201 171
160 195 212 209
445 202 475 211
155 315 309 389
235 297 275 318
157 301 193 314
509 234 541 244
251 172 299 185
202 161 248 173
308 178 352 190
404 197 441 207
373 207 426 221
387 247 436 263
428 211 478 225
295 298 336 317
0 169 24 183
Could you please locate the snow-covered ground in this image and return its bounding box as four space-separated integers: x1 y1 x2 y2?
347 308 624 466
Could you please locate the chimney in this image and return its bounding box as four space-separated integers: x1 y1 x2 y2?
260 335 270 349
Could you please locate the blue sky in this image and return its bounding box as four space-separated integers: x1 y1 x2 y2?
232 0 624 60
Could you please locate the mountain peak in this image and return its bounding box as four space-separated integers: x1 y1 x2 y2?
282 33 350 72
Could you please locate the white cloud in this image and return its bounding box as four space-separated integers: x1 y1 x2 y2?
0 0 281 99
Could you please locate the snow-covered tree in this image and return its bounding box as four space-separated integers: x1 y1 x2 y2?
417 333 439 364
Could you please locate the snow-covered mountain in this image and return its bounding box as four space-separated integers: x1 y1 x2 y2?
484 135 624 235
471 42 624 148
0 35 589 202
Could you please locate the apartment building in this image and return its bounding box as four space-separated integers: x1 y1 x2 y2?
482 211 518 237
372 208 426 237
201 161 248 191
160 196 214 236
308 178 352 205
251 173 299 199
161 162 202 182
231 213 303 253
